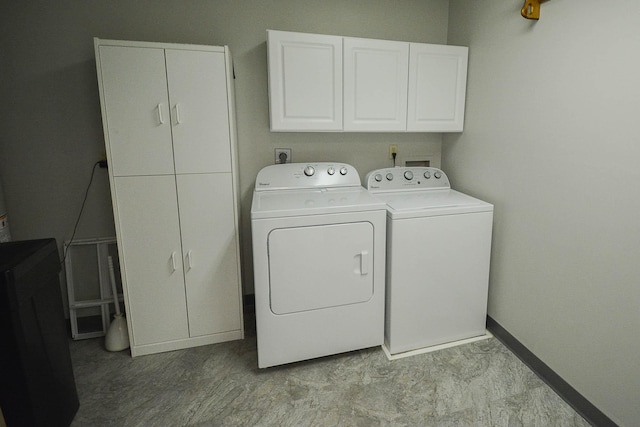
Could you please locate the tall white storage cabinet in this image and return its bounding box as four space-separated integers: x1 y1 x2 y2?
94 39 244 357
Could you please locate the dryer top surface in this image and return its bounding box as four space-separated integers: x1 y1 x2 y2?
252 162 386 218
251 186 386 219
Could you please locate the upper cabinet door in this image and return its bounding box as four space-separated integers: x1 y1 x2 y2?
343 38 409 132
267 30 343 131
98 46 175 176
165 49 231 174
407 43 468 132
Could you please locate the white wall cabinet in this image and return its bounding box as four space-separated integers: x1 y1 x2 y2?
267 30 468 133
95 39 244 356
343 37 409 132
407 43 468 132
267 30 343 131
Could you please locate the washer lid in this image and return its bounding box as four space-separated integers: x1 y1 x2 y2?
251 186 386 219
380 189 493 219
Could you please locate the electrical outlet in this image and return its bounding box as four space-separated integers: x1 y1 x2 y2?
275 148 292 164
389 144 398 159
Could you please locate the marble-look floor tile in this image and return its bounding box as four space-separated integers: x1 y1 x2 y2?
69 325 590 427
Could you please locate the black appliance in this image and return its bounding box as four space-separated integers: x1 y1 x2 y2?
0 239 79 426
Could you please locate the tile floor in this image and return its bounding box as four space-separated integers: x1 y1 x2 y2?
69 315 591 427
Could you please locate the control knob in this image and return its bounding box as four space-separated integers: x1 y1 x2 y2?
386 173 394 181
304 165 315 177
327 167 335 175
424 171 431 179
374 173 383 182
434 170 442 179
340 167 348 175
404 170 414 180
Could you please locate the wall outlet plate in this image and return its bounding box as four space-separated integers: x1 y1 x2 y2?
389 144 398 159
275 148 292 164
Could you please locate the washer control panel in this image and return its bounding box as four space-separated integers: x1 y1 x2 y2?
255 162 361 191
365 167 450 191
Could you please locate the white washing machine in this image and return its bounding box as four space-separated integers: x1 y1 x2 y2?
365 167 493 357
251 163 387 368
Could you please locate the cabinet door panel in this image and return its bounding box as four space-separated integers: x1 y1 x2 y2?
114 176 189 345
98 46 174 176
267 30 343 131
166 50 232 174
407 43 468 132
344 38 409 131
176 173 241 337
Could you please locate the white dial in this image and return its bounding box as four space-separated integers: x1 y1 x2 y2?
386 173 394 181
304 166 315 177
404 170 414 180
424 171 431 179
434 170 442 179
340 167 348 175
374 173 382 182
327 167 335 175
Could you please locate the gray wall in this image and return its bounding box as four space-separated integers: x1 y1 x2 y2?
446 1 640 425
1 0 449 295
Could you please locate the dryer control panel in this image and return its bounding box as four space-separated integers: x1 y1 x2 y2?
255 163 361 191
365 167 450 192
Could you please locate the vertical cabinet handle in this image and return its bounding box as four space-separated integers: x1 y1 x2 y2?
157 103 165 125
175 103 182 124
171 251 177 273
186 250 193 270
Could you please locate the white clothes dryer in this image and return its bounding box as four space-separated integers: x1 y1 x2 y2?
251 163 387 368
365 167 493 357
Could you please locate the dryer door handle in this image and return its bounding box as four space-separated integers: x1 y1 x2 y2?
360 250 369 275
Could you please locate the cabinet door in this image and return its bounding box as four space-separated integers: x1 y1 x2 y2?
166 50 232 174
343 38 409 132
176 173 242 337
407 43 468 132
114 176 189 345
267 30 343 131
98 46 174 176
